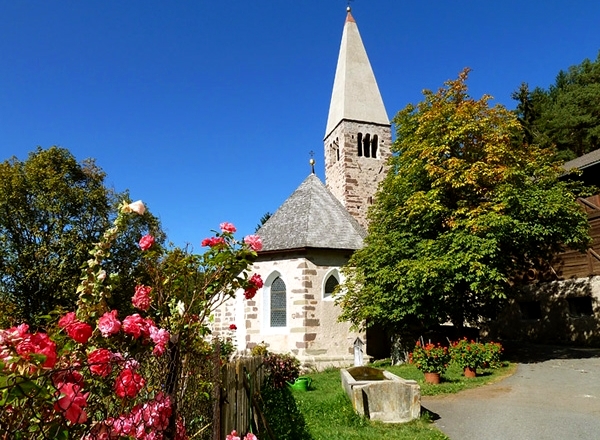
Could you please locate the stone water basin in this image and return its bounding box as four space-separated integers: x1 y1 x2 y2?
340 366 421 423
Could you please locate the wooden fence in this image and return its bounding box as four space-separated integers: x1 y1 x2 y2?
216 356 268 439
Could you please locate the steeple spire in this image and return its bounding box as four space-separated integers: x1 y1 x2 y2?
324 8 389 138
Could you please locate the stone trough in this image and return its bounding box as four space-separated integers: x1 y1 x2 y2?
340 366 421 423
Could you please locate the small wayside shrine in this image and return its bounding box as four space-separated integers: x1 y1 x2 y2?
213 7 392 369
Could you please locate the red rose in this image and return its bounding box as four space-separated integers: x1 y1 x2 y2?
58 312 77 329
138 234 155 251
115 368 145 399
66 321 93 344
229 324 237 330
88 348 113 377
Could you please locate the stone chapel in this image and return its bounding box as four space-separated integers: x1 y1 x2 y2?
214 7 392 369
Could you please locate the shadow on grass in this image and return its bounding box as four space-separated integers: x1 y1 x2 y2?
260 383 314 440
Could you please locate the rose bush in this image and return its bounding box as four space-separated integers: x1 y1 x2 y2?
0 199 263 439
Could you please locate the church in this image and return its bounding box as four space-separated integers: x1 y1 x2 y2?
213 7 392 369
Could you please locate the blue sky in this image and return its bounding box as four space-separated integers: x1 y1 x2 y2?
1 1 599 248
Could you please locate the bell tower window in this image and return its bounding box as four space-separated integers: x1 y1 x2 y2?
363 133 371 158
357 133 363 157
371 135 378 158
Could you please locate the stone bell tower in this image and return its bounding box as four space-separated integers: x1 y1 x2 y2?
324 7 392 230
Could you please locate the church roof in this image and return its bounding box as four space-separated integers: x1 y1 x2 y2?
257 173 366 252
324 8 389 138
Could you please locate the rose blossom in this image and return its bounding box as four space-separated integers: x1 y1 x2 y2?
201 236 226 247
88 348 113 377
126 200 146 215
98 310 121 337
15 332 57 369
149 326 170 357
220 222 236 233
66 321 93 344
229 324 237 330
132 285 152 311
54 382 89 424
58 312 77 329
122 314 147 339
115 368 145 399
227 431 241 440
243 235 263 252
244 273 264 300
138 234 155 251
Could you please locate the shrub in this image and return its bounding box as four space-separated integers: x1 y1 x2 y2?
263 352 300 389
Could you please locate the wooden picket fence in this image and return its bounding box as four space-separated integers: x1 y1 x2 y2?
215 356 274 440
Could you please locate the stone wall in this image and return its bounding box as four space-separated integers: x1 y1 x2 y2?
324 119 391 229
213 249 365 370
489 276 600 346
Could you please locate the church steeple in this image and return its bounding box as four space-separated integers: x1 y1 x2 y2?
324 7 391 229
325 7 389 138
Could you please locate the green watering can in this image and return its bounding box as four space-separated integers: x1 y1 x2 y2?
288 376 312 391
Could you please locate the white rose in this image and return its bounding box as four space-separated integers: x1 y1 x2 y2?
97 270 107 281
127 200 146 215
177 300 185 317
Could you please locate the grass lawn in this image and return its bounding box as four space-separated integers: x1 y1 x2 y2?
280 362 515 440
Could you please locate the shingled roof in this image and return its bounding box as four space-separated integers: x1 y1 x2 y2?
257 174 366 252
563 148 600 172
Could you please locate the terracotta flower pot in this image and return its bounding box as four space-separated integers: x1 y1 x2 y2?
424 372 441 384
464 367 477 378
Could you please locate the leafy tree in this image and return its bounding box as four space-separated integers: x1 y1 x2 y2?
513 52 600 160
338 69 591 337
0 146 163 327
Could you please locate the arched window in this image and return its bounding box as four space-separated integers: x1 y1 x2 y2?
363 134 371 158
357 133 363 157
335 137 340 162
371 134 378 158
270 277 287 327
324 275 339 299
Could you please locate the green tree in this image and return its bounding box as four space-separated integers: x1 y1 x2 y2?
338 69 591 337
513 52 600 160
0 146 163 327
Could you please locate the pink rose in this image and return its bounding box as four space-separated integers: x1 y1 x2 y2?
132 285 152 311
220 222 237 233
244 434 258 440
150 326 170 357
66 321 93 344
243 235 263 252
115 368 145 399
54 382 89 424
98 310 121 337
138 234 155 251
227 431 241 440
88 348 113 377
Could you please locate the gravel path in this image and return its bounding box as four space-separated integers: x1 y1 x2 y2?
421 348 600 440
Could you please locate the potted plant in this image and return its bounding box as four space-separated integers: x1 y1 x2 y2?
483 341 503 369
410 341 451 384
450 339 486 377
